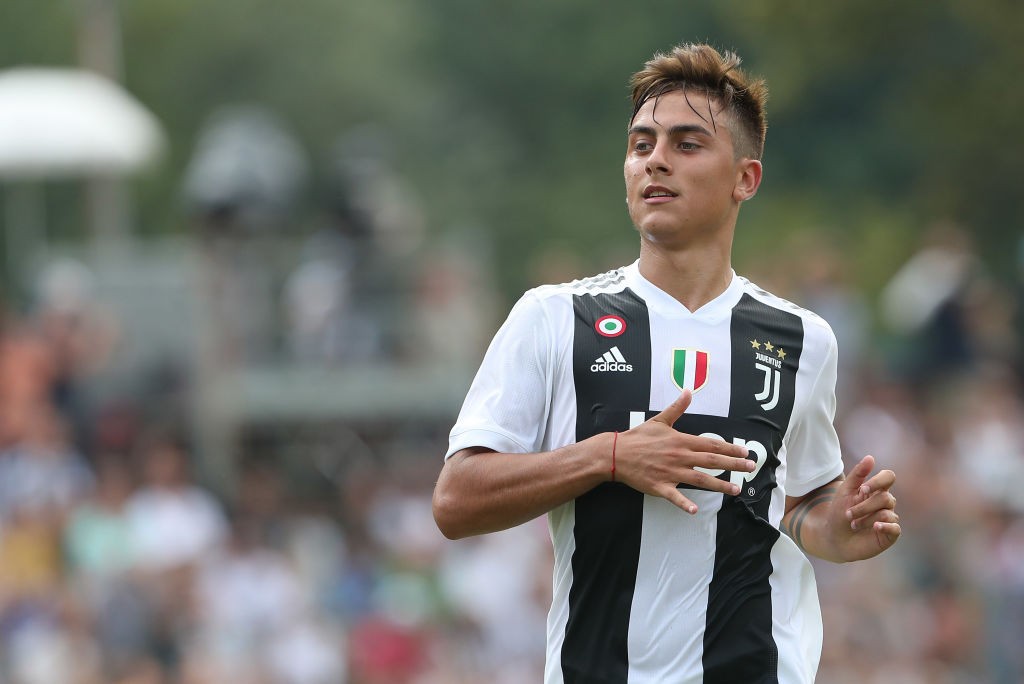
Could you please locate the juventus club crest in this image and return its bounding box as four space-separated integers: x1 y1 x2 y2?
672 348 709 393
750 338 785 411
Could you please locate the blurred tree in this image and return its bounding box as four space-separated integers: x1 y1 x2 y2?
728 0 1024 276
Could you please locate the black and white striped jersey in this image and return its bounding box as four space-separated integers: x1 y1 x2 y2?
446 261 844 684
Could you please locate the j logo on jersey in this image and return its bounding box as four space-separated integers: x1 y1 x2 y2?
672 348 709 393
750 339 786 411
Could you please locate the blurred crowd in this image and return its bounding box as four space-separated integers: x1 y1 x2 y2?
756 224 1024 684
0 218 1023 684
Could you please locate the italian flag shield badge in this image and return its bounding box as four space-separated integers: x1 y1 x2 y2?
672 349 710 392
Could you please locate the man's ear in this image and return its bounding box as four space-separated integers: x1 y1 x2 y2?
733 158 763 202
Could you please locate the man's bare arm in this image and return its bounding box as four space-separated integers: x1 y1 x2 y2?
433 389 754 539
433 438 611 539
781 455 900 563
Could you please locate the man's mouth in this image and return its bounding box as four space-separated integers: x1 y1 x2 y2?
642 185 678 200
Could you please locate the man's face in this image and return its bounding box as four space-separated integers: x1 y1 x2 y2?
624 90 756 246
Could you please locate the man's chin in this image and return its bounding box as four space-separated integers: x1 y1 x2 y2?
635 217 686 240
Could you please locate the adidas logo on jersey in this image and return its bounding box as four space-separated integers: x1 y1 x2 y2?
591 346 633 372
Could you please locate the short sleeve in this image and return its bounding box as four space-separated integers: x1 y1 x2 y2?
445 292 553 459
783 327 844 497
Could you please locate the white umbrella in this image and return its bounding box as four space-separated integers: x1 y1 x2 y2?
0 67 164 179
0 68 165 288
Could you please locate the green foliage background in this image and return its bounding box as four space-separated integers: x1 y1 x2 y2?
2 0 1021 298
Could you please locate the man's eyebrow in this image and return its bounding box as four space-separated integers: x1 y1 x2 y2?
627 125 657 137
627 124 714 137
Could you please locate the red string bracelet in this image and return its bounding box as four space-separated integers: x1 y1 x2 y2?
611 431 619 482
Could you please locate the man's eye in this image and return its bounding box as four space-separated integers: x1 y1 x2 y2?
680 142 700 151
633 141 653 152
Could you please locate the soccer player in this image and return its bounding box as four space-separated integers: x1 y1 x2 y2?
433 43 901 683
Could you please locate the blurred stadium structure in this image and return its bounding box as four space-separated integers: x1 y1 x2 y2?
1 1 1024 682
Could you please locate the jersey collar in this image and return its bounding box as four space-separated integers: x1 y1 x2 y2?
623 260 743 321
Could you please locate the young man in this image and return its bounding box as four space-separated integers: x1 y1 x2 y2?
433 43 900 683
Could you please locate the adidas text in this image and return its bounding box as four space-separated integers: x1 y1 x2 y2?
591 361 633 372
592 346 632 372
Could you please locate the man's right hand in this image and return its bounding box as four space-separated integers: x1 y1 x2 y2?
613 389 755 514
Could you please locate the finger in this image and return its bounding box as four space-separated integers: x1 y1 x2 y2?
692 435 749 459
680 471 743 496
839 454 875 496
873 521 901 548
656 484 699 514
858 469 896 497
681 433 748 460
845 490 896 522
652 389 692 427
690 452 756 473
850 506 899 531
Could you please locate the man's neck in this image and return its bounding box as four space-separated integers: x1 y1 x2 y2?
637 241 734 313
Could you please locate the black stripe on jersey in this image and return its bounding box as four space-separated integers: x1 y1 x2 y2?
562 288 651 684
703 293 804 684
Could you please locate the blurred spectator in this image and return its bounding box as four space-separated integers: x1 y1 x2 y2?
64 455 137 585
438 521 549 683
0 405 94 524
185 514 346 683
112 435 227 677
0 316 57 449
0 406 96 684
840 372 926 474
4 598 104 684
62 455 148 678
183 106 309 232
879 222 985 385
32 257 118 426
408 245 497 368
972 509 1024 682
788 233 870 405
950 366 1024 514
283 225 385 364
125 434 227 573
282 123 430 366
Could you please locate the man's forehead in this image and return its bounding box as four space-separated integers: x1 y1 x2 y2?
631 89 728 127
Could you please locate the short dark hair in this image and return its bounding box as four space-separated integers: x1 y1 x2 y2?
629 43 768 160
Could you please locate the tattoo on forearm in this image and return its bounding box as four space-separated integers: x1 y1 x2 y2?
782 482 841 553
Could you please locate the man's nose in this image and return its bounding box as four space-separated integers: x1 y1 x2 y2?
645 140 672 175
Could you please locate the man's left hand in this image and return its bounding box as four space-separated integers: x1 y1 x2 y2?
828 455 901 561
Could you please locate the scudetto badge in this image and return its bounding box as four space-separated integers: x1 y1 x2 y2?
595 315 626 337
672 348 710 392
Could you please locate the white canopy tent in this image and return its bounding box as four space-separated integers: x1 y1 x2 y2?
0 67 163 178
0 67 165 288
